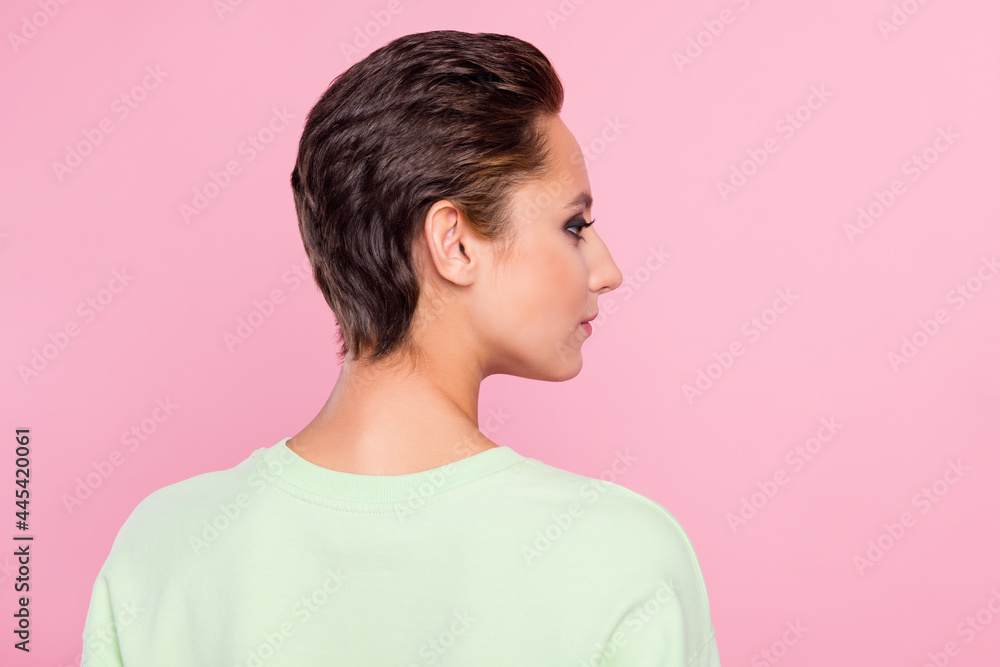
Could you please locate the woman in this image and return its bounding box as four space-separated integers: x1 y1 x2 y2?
82 29 721 666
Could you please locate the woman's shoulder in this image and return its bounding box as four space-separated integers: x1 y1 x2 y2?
509 455 715 628
512 455 708 570
101 449 262 561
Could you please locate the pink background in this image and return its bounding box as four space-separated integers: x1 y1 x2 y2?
4 0 999 664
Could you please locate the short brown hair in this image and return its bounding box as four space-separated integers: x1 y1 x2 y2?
290 30 564 363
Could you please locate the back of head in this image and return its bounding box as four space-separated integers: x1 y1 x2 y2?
290 30 564 364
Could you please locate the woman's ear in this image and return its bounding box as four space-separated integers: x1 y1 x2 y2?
444 227 466 257
424 200 479 286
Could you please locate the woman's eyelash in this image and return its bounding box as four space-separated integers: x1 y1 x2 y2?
566 217 595 238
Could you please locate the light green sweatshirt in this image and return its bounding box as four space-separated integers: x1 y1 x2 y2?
82 438 721 666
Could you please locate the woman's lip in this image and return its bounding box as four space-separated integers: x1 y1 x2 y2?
580 321 593 336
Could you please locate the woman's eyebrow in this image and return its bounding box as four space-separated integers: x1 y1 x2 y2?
565 191 593 210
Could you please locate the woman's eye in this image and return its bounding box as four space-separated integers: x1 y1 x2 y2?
565 217 595 239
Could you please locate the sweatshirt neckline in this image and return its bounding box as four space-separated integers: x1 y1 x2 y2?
254 437 526 505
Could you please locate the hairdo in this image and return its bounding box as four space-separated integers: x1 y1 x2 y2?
290 30 564 364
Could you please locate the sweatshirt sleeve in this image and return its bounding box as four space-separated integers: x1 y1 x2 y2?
596 578 721 666
595 488 722 666
81 570 125 667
